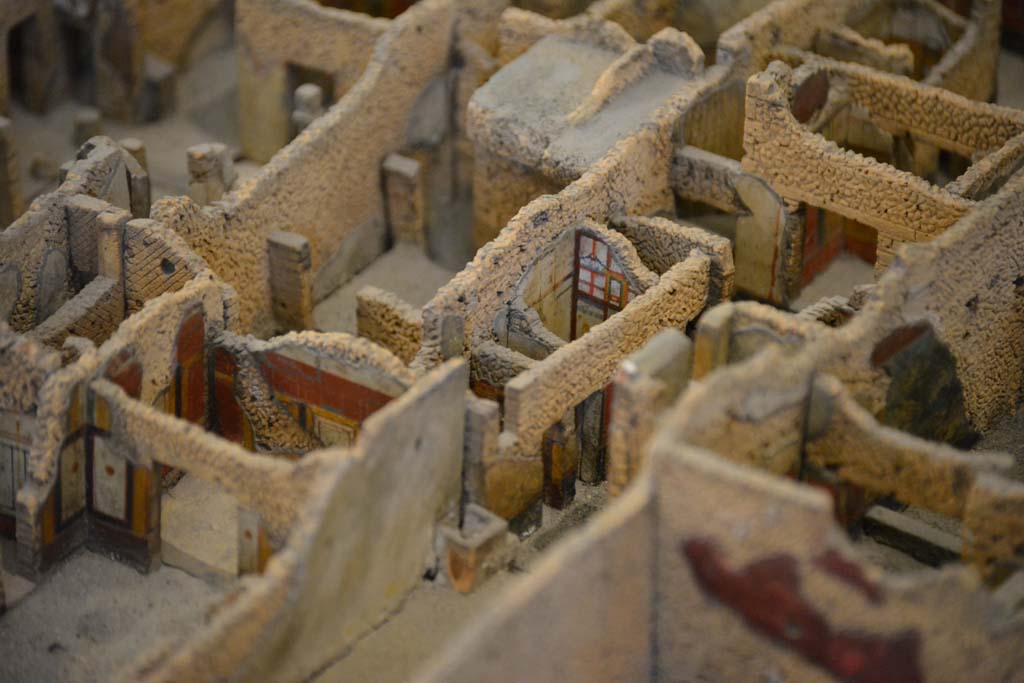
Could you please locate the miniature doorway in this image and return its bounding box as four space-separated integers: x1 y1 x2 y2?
801 205 877 288
58 19 95 105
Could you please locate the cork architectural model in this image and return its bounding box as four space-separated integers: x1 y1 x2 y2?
1 0 1024 681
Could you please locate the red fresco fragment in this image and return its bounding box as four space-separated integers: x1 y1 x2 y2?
814 549 884 604
105 349 143 399
682 538 921 683
258 351 394 423
870 324 928 367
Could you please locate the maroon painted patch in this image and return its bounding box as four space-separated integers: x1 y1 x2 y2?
213 375 246 444
870 324 928 368
682 538 921 683
213 346 237 375
258 351 395 423
814 549 884 604
175 311 205 363
105 349 143 398
792 71 830 123
181 359 206 424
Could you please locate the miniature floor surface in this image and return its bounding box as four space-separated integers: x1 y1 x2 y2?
314 243 458 334
792 253 875 310
161 474 239 582
0 549 224 683
316 484 609 682
9 44 244 203
1 538 36 608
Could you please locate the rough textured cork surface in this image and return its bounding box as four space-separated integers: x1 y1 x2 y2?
1 1 1023 681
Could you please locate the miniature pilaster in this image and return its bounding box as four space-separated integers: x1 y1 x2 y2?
187 143 237 205
119 137 147 170
96 208 128 321
543 413 579 508
440 503 509 593
382 153 427 246
267 231 315 331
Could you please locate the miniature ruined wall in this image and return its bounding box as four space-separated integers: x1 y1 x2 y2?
824 58 1024 155
692 300 826 376
611 214 734 301
504 255 709 454
355 286 423 363
122 219 214 314
690 165 1024 442
15 278 234 573
495 7 636 66
514 226 576 340
417 69 686 368
416 475 656 683
742 62 978 270
1 138 154 336
715 0 859 73
650 443 1024 682
843 171 1024 431
213 331 414 452
510 221 659 343
422 432 1024 682
918 0 1000 101
947 132 1024 200
678 78 746 160
132 360 467 683
93 378 309 537
236 0 389 161
28 276 123 348
0 197 69 333
156 0 455 332
606 328 691 496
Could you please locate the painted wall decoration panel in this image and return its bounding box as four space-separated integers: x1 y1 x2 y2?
92 436 128 522
61 439 86 522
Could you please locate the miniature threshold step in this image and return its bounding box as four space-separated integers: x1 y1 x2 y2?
862 505 962 567
160 475 238 583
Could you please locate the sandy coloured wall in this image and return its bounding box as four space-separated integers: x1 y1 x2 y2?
420 435 1024 682
236 0 389 161
742 62 980 271
156 0 457 333
15 277 234 570
355 286 423 363
416 67 705 367
131 360 467 683
504 254 709 454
